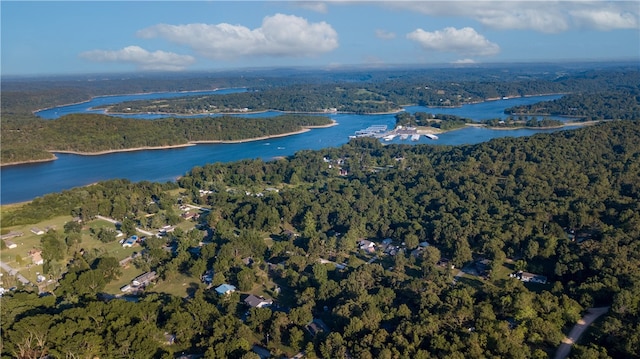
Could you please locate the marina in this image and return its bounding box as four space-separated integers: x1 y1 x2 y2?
349 125 388 138
350 125 437 143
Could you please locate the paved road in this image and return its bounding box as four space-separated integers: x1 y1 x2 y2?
0 260 31 286
184 204 210 212
95 215 119 224
96 215 155 237
554 306 610 359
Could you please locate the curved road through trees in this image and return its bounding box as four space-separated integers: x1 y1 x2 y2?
554 306 610 359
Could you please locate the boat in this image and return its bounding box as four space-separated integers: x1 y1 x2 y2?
383 134 396 141
400 134 409 140
424 133 439 140
411 134 420 141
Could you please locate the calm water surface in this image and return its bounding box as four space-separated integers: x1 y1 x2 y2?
3 94 573 204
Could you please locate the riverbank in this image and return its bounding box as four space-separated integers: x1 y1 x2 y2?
465 120 598 131
32 87 232 116
1 121 338 167
0 155 59 168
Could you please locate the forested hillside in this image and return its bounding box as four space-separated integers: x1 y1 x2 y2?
2 120 639 358
505 91 640 121
0 114 332 164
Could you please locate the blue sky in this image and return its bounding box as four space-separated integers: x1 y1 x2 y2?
2 1 639 76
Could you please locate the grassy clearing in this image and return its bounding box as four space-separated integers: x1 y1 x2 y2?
149 272 203 298
103 265 146 294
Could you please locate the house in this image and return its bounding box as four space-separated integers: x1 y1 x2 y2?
512 271 547 284
181 212 199 220
281 230 298 240
132 271 157 287
306 318 330 337
4 240 17 249
158 225 175 236
28 249 44 265
122 235 138 248
358 239 376 253
30 227 45 235
215 283 236 295
244 294 273 308
201 270 213 285
437 258 455 269
1 231 23 240
475 258 492 277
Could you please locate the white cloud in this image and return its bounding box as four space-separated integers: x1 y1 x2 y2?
453 58 477 64
293 1 328 13
570 8 639 30
80 46 195 71
390 2 569 33
375 29 396 40
385 1 640 33
407 27 500 56
137 14 339 60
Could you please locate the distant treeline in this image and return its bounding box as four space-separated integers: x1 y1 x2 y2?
2 64 639 163
102 68 640 115
505 91 640 121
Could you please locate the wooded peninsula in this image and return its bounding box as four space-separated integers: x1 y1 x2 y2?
1 62 640 359
2 63 639 165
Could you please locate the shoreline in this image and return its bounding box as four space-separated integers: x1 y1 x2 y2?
0 155 59 168
1 120 337 167
32 87 238 115
465 120 598 131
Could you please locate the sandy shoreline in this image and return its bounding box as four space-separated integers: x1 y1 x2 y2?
471 120 597 131
1 121 337 167
0 155 59 167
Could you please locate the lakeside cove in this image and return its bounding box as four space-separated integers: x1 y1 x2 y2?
2 93 578 204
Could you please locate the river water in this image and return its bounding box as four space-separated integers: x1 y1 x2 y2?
2 93 574 204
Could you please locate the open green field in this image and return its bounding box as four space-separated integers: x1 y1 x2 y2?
1 215 139 284
149 272 202 298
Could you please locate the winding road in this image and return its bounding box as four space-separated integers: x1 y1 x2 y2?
554 306 610 359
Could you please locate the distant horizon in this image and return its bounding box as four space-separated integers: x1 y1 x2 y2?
2 57 639 80
2 1 638 77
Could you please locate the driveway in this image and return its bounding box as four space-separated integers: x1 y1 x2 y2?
554 306 610 359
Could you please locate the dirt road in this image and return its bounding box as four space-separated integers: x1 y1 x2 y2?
554 306 610 359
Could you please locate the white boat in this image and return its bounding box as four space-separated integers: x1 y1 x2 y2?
383 134 396 141
411 134 420 141
400 134 409 140
424 133 439 140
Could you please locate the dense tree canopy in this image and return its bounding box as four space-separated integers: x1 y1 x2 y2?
2 119 639 358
